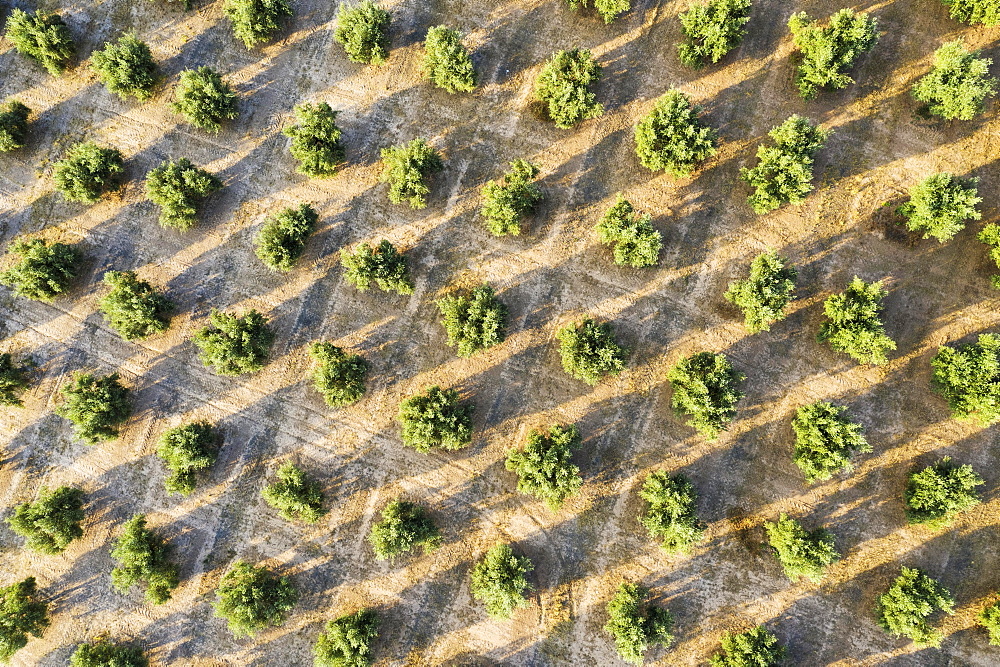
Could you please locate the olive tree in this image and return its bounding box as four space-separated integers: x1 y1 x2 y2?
0 577 49 662
565 0 630 24
379 139 443 209
791 401 870 482
634 89 717 176
595 195 662 268
193 309 273 375
254 203 317 271
480 159 543 236
896 172 981 242
505 424 582 510
876 566 954 646
262 462 326 523
557 318 626 385
604 583 673 665
7 486 84 555
764 514 839 582
911 40 997 120
534 49 603 129
677 0 751 68
5 10 75 75
90 33 158 101
470 544 533 618
740 115 830 214
308 342 367 408
398 385 473 452
341 240 414 295
817 277 896 365
283 102 345 177
57 372 132 444
942 0 1000 25
70 640 147 667
334 1 390 65
905 457 983 528
99 271 172 341
710 626 785 667
172 67 238 132
0 353 32 407
788 9 879 99
978 599 1000 646
981 224 1000 288
53 142 125 203
422 26 476 93
0 238 78 302
724 251 797 333
638 471 705 553
0 100 31 151
214 561 298 637
224 0 292 49
157 421 218 495
666 352 744 440
368 500 441 559
145 158 222 230
110 515 180 605
437 284 507 357
314 609 379 666
931 333 1000 424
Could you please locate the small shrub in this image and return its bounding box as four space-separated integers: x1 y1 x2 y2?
436 284 507 357
422 26 475 93
817 277 896 365
764 514 839 582
666 352 744 440
534 49 603 129
157 421 218 495
254 203 317 271
978 600 1000 646
368 499 441 559
638 471 705 553
791 401 870 482
479 159 543 236
565 0 630 24
7 486 84 555
57 372 132 444
0 238 78 302
556 318 626 385
69 640 147 667
677 0 751 68
307 342 367 408
0 353 31 406
604 583 673 665
99 271 172 341
214 561 298 637
398 386 473 453
5 10 75 76
172 67 238 132
505 424 583 510
978 225 1000 288
0 577 49 662
193 309 273 376
313 609 378 667
740 115 830 214
931 333 1000 424
788 9 879 99
90 33 158 101
334 1 391 65
110 514 180 605
876 566 954 646
634 89 717 177
224 0 292 49
53 141 125 204
896 172 981 242
724 251 797 333
0 100 31 151
942 0 1000 25
710 626 786 667
283 102 345 177
379 139 442 209
145 158 222 230
595 195 662 268
911 40 998 120
470 544 533 618
341 240 413 295
262 462 326 523
905 457 983 528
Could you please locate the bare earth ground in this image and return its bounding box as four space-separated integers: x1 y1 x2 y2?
2 0 1000 664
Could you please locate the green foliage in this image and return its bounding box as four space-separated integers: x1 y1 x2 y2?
710 626 786 667
740 115 830 214
308 342 367 408
896 172 981 243
505 424 583 510
157 421 218 495
0 100 31 151
905 457 983 528
214 561 298 638
193 309 273 376
57 372 132 444
566 0 630 24
334 1 391 65
603 583 673 665
262 462 326 523
0 577 49 662
0 238 78 302
817 277 896 365
638 471 705 553
69 640 148 667
595 195 662 268
479 159 543 236
534 49 603 129
978 224 1000 288
145 157 222 230
368 499 441 559
724 251 797 333
4 10 75 76
677 0 751 68
978 600 1000 645
470 544 533 618
7 486 84 555
931 333 1000 423
436 284 507 357
422 26 475 93
666 352 744 440
634 89 717 177
0 353 31 407
398 386 473 453
556 318 626 385
110 515 180 605
911 40 998 121
224 0 292 49
788 9 879 100
99 271 172 341
171 67 238 132
341 240 413 295
254 203 318 271
90 33 158 101
942 0 1000 25
313 608 379 667
284 102 345 177
764 513 839 582
876 566 954 646
379 139 443 209
791 401 870 482
53 141 125 204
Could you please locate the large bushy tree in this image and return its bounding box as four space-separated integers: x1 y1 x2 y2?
341 240 414 295
638 471 705 553
308 342 367 408
214 561 298 637
193 309 273 375
0 353 32 407
7 486 84 555
740 115 829 214
905 457 983 528
379 139 443 209
710 626 785 667
0 238 78 302
0 100 31 151
224 0 292 49
534 49 603 129
5 10 75 76
666 352 744 440
261 462 326 523
764 514 839 582
604 583 673 665
313 609 379 667
422 26 476 93
110 514 180 605
53 142 125 204
931 333 1000 424
436 284 507 357
157 421 218 495
980 224 1000 288
334 1 391 65
557 318 626 385
876 566 954 646
255 203 317 271
896 172 981 242
398 386 473 452
368 500 441 559
634 89 717 177
145 158 222 230
818 277 896 365
911 40 998 120
284 102 345 177
595 195 662 268
941 0 1000 25
0 577 49 662
69 640 147 667
470 543 533 618
505 424 583 510
978 599 1000 646
565 0 630 24
480 159 543 236
724 251 797 333
57 372 132 444
172 67 239 132
677 0 751 68
791 401 870 482
99 271 172 341
90 33 158 101
788 9 879 100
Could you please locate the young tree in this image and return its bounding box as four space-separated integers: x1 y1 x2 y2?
876 566 954 646
214 561 298 637
314 609 379 667
818 277 896 365
368 499 441 559
110 515 180 605
764 514 839 582
0 577 49 662
334 1 391 65
224 0 292 49
896 172 981 243
479 159 543 236
565 0 630 24
604 583 673 665
341 240 414 295
69 640 148 667
157 421 218 495
193 309 273 376
740 115 830 214
0 238 78 302
307 342 367 408
941 0 1000 26
556 318 626 385
53 141 125 204
0 353 31 407
677 0 752 68
634 89 717 177
905 457 983 528
0 100 31 151
422 26 476 93
261 462 326 523
254 203 317 271
90 33 158 101
57 372 132 444
791 401 871 482
436 284 507 357
724 251 797 333
283 102 345 177
978 224 1000 288
666 352 744 440
534 49 603 129
710 626 786 667
470 544 533 619
595 195 662 268
172 67 238 132
505 424 583 510
931 333 1000 424
638 471 705 553
379 139 443 209
978 599 1000 646
911 40 998 120
788 9 879 99
145 158 222 230
7 486 84 555
398 385 473 453
4 10 75 76
99 271 172 341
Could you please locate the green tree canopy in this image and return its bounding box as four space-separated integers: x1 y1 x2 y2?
254 203 318 271
283 102 345 177
334 1 391 65
666 351 744 440
724 251 797 333
53 141 125 204
565 0 630 24
99 271 172 341
480 159 543 236
398 385 473 453
69 640 148 667
7 486 84 555
90 33 158 101
341 240 414 295
764 513 839 582
978 599 1000 646
368 500 441 559
0 100 31 151
437 284 507 357
470 543 533 618
942 0 1000 25
422 26 476 93
710 626 786 667
110 514 180 605
0 577 49 662
505 424 583 510
604 583 673 665
634 89 717 177
931 333 1000 424
740 115 830 214
817 277 896 365
224 0 292 49
911 40 998 120
978 224 1000 288
379 139 443 209
5 10 75 76
0 238 78 302
595 195 662 268
262 462 326 523
314 608 379 667
557 318 626 385
638 471 705 553
214 561 298 637
308 342 367 408
876 566 954 646
172 67 238 132
193 309 273 376
905 457 983 528
896 172 981 242
0 353 32 407
145 157 222 230
157 421 219 495
677 0 751 68
791 401 870 482
788 9 879 99
57 372 132 444
534 49 603 129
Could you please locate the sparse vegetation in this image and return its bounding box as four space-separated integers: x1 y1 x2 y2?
172 67 238 132
639 471 705 554
436 284 507 357
193 309 273 376
931 333 1000 424
666 351 744 440
53 141 125 204
284 102 345 177
896 173 981 242
57 372 132 444
710 626 786 667
368 500 441 559
634 89 717 177
791 401 871 482
911 40 998 121
905 457 983 528
534 49 603 129
677 0 752 68
595 195 662 268
942 0 1000 26
565 0 630 24
0 238 79 302
262 462 326 524
0 577 49 662
818 277 896 365
145 157 222 230
224 0 292 49
470 543 533 618
157 421 218 496
379 139 443 209
313 609 379 667
90 33 158 101
978 599 1000 646
0 100 31 151
7 486 84 555
0 353 31 407
788 9 879 99
254 203 317 271
604 583 673 665
422 26 476 93
110 515 180 605
505 424 583 510
335 1 391 66
740 115 830 214
307 342 367 408
724 251 797 333
69 640 147 667
479 159 543 236
99 271 172 341
764 514 839 582
341 240 414 295
398 386 473 453
557 318 626 385
5 10 75 76
214 561 298 638
876 566 954 646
